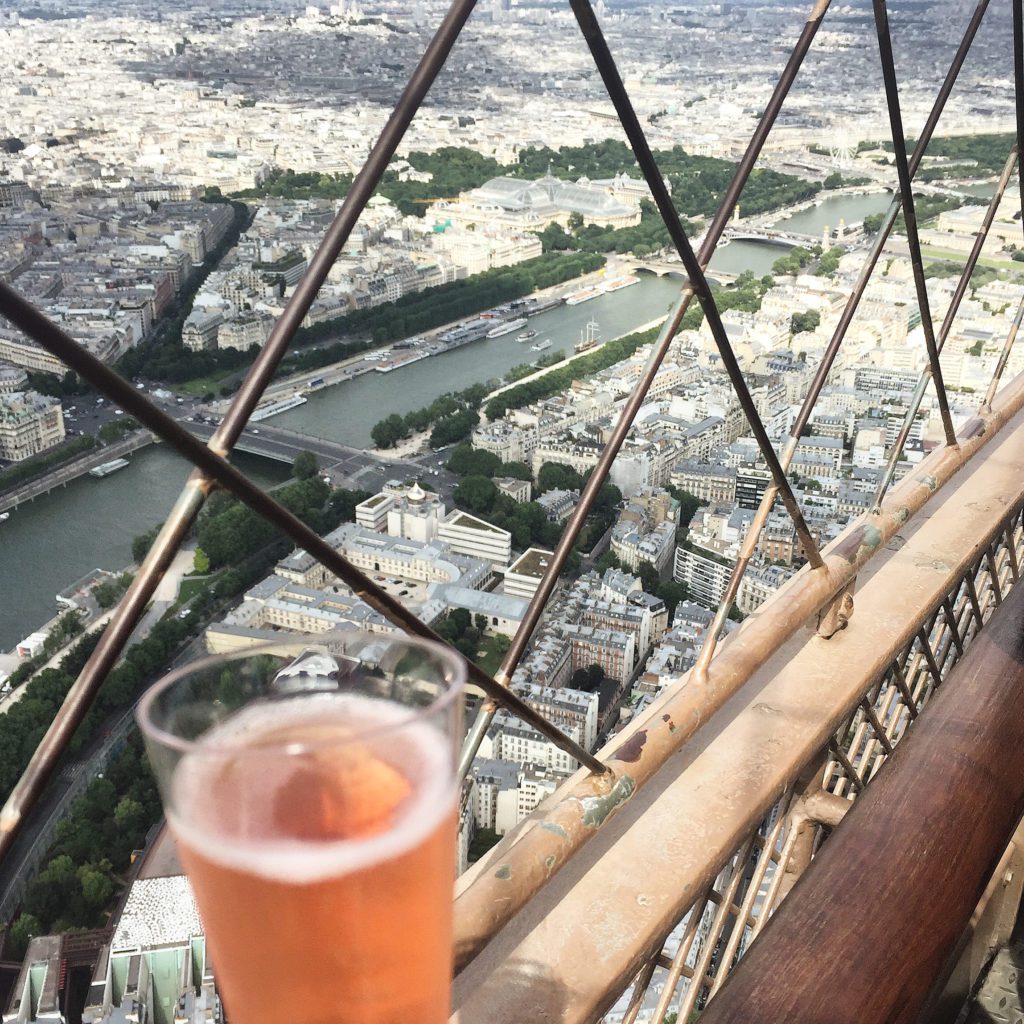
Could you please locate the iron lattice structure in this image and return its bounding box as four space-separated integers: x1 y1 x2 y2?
2 0 1024 1019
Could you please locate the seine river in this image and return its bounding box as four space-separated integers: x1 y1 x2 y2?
0 451 289 652
0 191 896 651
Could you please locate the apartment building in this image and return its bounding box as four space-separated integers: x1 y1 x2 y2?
674 543 735 607
484 712 582 774
217 312 273 351
670 460 737 504
0 390 65 461
520 682 600 753
181 309 223 352
564 623 636 687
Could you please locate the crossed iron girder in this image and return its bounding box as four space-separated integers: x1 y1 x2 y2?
0 0 1021 875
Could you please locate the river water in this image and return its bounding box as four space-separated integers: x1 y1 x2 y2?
0 191 897 651
0 450 288 652
774 190 893 236
275 275 685 447
272 188 897 448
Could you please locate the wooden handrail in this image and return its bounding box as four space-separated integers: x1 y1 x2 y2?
699 580 1024 1024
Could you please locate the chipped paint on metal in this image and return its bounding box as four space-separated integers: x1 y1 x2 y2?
580 774 636 828
917 473 938 492
960 417 985 439
495 864 512 881
833 523 883 563
893 506 909 525
544 854 557 872
613 729 647 763
540 821 568 839
662 713 677 734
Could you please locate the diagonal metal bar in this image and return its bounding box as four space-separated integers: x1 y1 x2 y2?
456 0 833 777
872 0 958 449
986 544 1004 605
983 0 1024 412
692 0 991 673
0 287 606 858
917 626 944 687
789 0 989 447
871 145 1019 507
981 295 1024 410
942 597 965 657
693 2 832 266
951 581 977 646
1005 524 1021 583
965 571 986 631
828 739 864 794
621 959 659 1024
890 659 919 719
571 0 823 571
215 0 480 447
932 148 1020 347
859 697 894 756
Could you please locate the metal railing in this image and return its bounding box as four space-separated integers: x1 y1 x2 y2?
450 399 1024 1023
692 548 1024 1024
607 503 1024 1024
0 2 1022 1014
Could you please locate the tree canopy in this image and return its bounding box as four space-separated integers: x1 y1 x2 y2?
537 462 584 494
292 450 319 480
790 310 821 335
195 475 329 568
453 475 498 514
238 141 818 230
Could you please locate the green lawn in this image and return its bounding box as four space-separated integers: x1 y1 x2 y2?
177 375 231 397
177 574 219 604
474 634 510 678
920 245 1024 273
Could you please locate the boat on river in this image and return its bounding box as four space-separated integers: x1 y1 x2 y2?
90 458 130 479
565 286 602 306
574 319 601 354
251 394 308 421
601 274 639 294
486 317 529 339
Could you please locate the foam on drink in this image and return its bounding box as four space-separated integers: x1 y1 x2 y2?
169 692 455 885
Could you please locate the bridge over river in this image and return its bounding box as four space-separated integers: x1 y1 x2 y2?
186 419 409 475
723 226 824 247
0 431 155 515
618 258 740 286
186 421 439 493
0 421 437 517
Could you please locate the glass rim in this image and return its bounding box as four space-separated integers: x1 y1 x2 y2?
136 630 466 757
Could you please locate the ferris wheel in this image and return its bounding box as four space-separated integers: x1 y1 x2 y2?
829 126 855 170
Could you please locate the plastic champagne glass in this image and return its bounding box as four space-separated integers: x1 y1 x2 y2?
137 632 464 1024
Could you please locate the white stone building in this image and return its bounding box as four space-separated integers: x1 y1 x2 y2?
0 390 65 461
